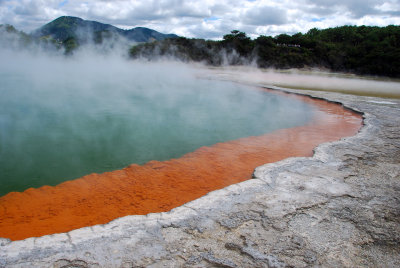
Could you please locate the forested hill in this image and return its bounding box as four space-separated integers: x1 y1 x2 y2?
130 25 400 78
0 16 178 55
33 16 178 43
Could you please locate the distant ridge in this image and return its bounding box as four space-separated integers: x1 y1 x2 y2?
32 16 178 43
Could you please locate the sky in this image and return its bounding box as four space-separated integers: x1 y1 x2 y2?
0 0 399 39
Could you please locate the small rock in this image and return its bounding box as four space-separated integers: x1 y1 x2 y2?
0 238 11 246
304 250 318 264
291 236 305 249
202 252 237 268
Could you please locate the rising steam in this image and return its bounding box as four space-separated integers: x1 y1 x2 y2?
0 47 316 195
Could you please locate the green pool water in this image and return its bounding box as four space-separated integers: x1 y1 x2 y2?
0 59 315 196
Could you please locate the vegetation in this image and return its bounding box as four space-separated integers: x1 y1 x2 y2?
1 19 399 78
130 25 400 78
0 24 33 48
0 24 65 55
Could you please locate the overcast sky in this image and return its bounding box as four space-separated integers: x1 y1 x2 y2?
0 0 399 39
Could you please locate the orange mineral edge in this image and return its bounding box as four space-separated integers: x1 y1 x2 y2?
0 89 362 241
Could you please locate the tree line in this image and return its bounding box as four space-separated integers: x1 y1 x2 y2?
130 25 400 78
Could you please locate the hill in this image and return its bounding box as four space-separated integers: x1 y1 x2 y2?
32 16 178 43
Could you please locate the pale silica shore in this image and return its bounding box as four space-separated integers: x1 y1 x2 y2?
1 83 399 267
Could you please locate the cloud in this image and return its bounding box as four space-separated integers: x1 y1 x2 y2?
0 0 399 39
304 0 396 18
244 5 288 25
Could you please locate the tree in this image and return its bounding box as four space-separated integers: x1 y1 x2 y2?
275 34 292 45
63 37 78 55
222 30 253 56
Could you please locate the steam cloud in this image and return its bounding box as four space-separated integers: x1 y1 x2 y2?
0 46 315 195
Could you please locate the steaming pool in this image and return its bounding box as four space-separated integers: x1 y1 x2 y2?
0 60 315 197
0 57 363 241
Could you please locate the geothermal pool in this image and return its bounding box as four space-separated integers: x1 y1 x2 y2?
0 57 362 241
0 61 314 196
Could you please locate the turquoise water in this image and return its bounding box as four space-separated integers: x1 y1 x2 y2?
0 59 315 196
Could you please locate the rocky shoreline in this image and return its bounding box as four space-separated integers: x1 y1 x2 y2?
1 87 399 267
